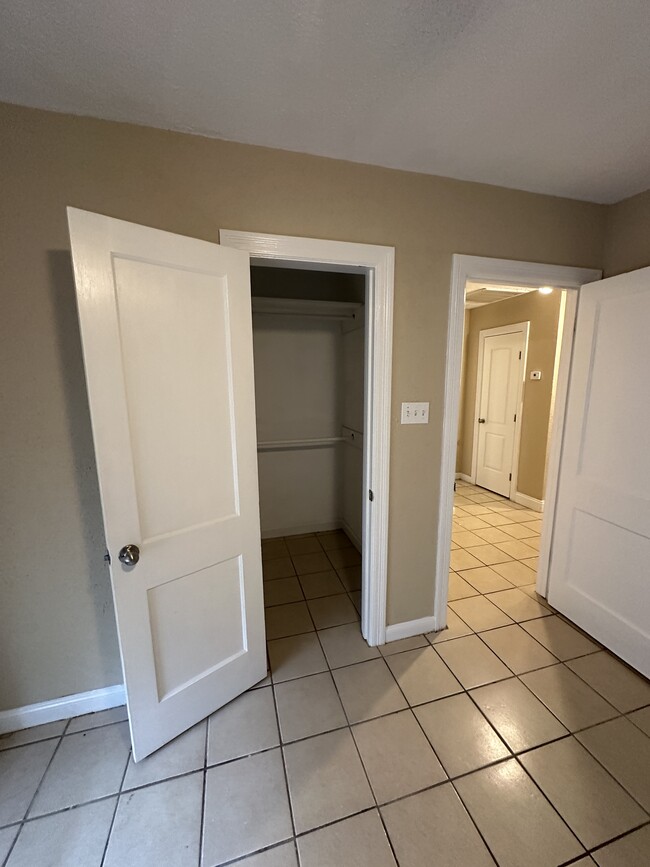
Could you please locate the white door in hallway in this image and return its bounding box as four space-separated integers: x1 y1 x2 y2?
547 266 650 678
68 209 265 760
475 327 525 497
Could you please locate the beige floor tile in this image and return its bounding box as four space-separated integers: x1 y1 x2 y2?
479 624 558 674
268 633 328 683
448 572 480 601
337 565 362 591
566 651 650 713
379 634 429 656
592 824 650 867
299 570 345 599
381 784 494 867
459 566 513 593
297 810 397 867
435 635 512 689
522 615 600 660
481 512 514 527
265 601 314 639
0 720 65 751
0 739 59 826
500 522 539 539
494 539 538 560
414 693 509 777
263 557 296 580
352 709 446 803
318 622 379 668
520 738 647 849
264 575 304 607
30 722 130 817
66 706 128 734
454 495 474 506
317 530 353 551
274 672 346 743
450 549 484 571
455 515 491 530
469 544 513 566
462 504 494 516
577 717 650 811
524 535 542 551
8 798 115 867
386 646 462 705
449 596 514 632
521 664 618 731
521 519 543 532
454 759 584 867
262 538 290 560
333 658 407 723
486 501 524 513
349 589 362 614
521 556 538 571
106 774 202 867
326 547 361 570
307 594 358 629
236 842 298 866
451 530 485 548
203 750 292 864
284 729 374 833
628 705 650 736
491 560 537 586
486 588 551 622
285 534 323 556
473 527 512 545
450 541 459 550
292 551 332 575
207 687 279 764
519 584 552 609
124 720 205 789
471 677 568 752
427 609 473 644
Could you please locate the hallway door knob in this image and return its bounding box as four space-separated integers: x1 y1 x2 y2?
478 418 486 424
118 544 140 566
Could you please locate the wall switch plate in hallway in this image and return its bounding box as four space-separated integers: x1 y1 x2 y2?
401 402 429 424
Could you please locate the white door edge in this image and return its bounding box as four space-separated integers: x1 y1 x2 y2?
436 256 601 632
219 229 394 647
469 321 529 499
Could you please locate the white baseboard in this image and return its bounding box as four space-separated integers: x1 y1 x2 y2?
513 491 544 512
457 473 473 484
385 615 437 643
0 684 126 734
341 519 362 553
261 520 341 539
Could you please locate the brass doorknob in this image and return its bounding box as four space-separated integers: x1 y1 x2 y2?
118 544 140 566
478 418 486 424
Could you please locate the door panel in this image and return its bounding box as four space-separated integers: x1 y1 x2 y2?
476 331 524 496
68 208 265 760
547 267 650 677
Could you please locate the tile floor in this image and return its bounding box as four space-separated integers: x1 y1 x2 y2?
1 511 649 866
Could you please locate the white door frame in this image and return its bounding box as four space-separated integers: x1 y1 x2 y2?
220 229 394 647
470 322 529 500
435 255 601 631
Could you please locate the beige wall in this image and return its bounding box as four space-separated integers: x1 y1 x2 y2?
603 189 650 277
0 102 607 710
458 292 562 501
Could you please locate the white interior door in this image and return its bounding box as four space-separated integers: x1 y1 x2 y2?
68 208 265 760
476 329 525 497
547 267 650 678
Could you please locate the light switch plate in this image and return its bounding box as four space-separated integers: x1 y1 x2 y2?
401 402 430 424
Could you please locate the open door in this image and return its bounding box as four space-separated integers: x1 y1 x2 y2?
68 209 265 760
547 266 650 678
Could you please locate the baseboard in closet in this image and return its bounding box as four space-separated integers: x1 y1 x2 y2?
261 520 342 540
0 683 126 734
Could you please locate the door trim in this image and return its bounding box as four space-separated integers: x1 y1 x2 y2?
436 256 601 632
220 229 394 647
470 322 529 500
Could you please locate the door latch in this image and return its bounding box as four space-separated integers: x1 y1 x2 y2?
368 490 374 502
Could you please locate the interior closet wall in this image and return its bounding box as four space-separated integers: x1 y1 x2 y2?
250 267 365 540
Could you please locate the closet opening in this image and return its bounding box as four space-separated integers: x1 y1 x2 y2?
251 264 367 639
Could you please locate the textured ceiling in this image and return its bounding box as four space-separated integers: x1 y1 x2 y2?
1 0 649 203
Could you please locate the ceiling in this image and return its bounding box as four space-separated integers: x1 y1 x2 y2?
464 281 546 309
2 0 649 203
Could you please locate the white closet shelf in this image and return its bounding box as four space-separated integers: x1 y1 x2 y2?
252 296 363 321
257 436 344 452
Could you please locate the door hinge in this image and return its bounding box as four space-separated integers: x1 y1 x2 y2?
518 351 522 359
368 489 374 502
514 413 517 423
509 473 512 481
104 550 111 565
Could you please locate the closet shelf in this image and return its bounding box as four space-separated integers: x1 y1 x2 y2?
252 296 363 321
257 436 344 452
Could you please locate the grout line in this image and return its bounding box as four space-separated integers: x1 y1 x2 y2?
197 715 209 867
98 728 131 867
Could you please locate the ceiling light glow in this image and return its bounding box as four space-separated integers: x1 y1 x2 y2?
538 286 553 294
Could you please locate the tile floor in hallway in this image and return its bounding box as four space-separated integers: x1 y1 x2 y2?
1 509 649 866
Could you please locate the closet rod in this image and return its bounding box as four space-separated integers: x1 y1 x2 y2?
257 436 344 452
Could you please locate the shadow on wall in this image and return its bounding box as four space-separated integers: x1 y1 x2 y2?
47 250 118 687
